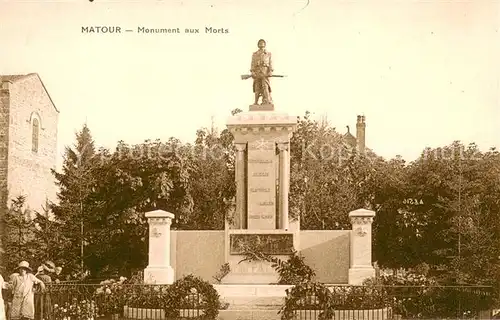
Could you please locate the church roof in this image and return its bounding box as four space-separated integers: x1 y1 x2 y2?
1 73 59 113
1 75 27 82
341 126 379 160
343 132 357 148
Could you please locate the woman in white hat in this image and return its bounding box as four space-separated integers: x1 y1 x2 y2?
9 261 45 320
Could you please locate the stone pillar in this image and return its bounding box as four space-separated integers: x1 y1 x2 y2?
143 209 175 284
278 143 290 230
348 208 376 285
234 143 247 229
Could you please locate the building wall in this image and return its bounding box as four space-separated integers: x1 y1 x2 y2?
0 82 11 212
170 229 351 284
6 74 59 213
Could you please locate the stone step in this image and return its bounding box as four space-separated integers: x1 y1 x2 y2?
225 296 284 308
214 284 292 297
218 309 282 320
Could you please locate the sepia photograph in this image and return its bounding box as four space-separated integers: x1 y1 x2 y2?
0 0 499 319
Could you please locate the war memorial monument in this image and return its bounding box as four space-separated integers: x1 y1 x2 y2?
141 40 377 305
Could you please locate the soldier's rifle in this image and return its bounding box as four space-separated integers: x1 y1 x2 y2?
240 74 287 80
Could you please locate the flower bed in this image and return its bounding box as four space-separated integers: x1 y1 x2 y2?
53 299 97 320
95 277 128 316
46 274 227 320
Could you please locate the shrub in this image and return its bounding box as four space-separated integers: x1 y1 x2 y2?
269 251 316 285
212 263 230 284
279 282 334 320
164 274 221 319
124 284 170 309
95 277 128 315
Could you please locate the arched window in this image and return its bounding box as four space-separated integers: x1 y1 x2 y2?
32 118 39 152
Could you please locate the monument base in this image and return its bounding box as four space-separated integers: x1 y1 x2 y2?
249 103 274 111
222 260 279 284
348 266 375 285
222 272 278 285
143 266 175 284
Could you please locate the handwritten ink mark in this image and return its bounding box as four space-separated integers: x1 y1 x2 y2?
297 0 310 13
292 0 311 31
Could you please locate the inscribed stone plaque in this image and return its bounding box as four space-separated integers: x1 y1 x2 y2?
229 233 294 255
247 139 276 229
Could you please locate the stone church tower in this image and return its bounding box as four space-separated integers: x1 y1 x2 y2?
0 73 59 213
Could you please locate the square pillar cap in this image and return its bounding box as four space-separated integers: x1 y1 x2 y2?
145 209 175 219
348 208 375 218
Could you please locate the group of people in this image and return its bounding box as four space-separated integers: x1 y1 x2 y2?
0 260 64 320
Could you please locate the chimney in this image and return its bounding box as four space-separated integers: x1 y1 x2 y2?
356 115 366 154
1 79 11 90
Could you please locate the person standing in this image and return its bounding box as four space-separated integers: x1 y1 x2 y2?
52 268 62 284
0 273 9 320
9 261 45 320
34 265 52 320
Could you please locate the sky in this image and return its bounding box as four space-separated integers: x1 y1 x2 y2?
1 0 499 168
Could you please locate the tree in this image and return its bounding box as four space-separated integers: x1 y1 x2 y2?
373 141 500 287
31 200 64 265
371 156 413 269
80 138 196 276
435 145 500 284
51 124 98 276
188 125 235 230
1 196 37 272
289 111 351 229
289 111 389 230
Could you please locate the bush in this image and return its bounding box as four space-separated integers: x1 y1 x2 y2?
280 282 335 320
115 274 223 319
212 263 230 284
164 274 221 319
123 285 170 309
269 251 316 285
95 277 128 315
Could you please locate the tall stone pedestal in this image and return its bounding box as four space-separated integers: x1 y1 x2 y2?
348 208 376 285
227 111 297 230
224 108 298 284
143 210 175 284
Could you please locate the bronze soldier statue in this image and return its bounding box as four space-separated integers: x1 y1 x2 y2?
250 39 273 105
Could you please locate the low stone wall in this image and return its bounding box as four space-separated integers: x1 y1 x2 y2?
171 230 225 283
299 230 350 284
171 230 350 284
